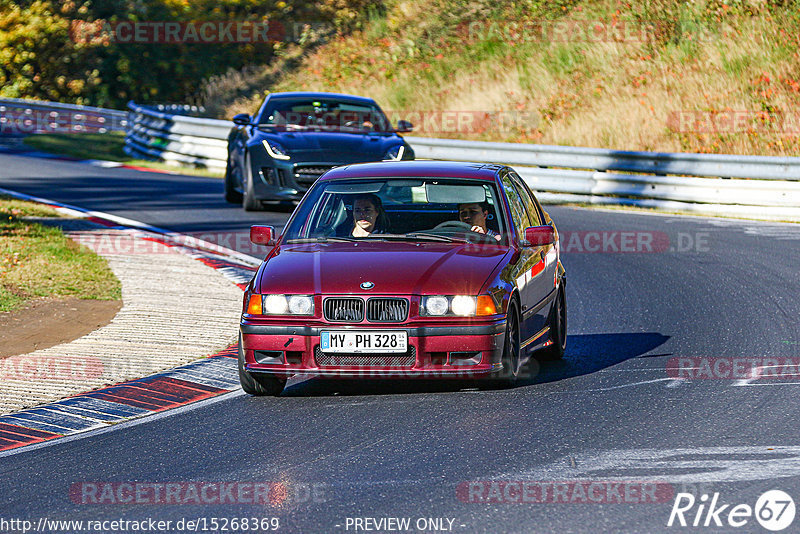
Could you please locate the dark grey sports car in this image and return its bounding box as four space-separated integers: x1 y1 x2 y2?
225 92 415 210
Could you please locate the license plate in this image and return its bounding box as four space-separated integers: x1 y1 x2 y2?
320 331 408 353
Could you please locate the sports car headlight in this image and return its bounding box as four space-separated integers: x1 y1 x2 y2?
383 145 405 161
260 294 314 315
263 140 290 160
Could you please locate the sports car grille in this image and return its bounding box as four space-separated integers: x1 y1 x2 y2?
315 346 416 367
324 297 364 322
366 298 408 322
294 165 334 187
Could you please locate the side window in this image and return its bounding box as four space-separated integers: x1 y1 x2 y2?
501 175 531 242
510 172 542 226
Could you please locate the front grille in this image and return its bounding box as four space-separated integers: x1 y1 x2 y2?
366 298 409 322
315 346 416 367
324 297 364 322
294 165 334 187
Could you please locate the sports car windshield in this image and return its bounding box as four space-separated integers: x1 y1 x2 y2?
257 98 393 133
282 178 507 244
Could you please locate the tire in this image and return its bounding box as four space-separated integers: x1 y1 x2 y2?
539 284 567 361
486 301 521 388
224 158 243 204
242 153 262 212
238 336 285 396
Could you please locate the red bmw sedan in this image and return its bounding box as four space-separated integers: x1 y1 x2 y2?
238 160 566 395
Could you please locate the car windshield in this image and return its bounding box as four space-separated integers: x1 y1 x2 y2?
257 98 393 133
282 177 507 244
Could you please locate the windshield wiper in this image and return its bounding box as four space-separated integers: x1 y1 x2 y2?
407 232 468 243
369 233 466 243
285 236 357 243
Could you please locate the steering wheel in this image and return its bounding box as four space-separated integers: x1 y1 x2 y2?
433 221 473 232
432 221 497 244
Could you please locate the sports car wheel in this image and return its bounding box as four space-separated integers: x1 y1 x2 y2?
237 336 285 396
242 153 263 212
224 159 243 204
539 284 567 361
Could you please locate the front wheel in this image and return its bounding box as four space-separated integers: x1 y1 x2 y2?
484 301 520 388
539 284 567 361
238 336 285 396
242 153 262 211
224 158 243 204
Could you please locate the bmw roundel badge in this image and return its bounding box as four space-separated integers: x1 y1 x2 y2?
360 281 375 290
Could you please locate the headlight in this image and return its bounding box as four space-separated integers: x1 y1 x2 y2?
383 145 405 161
451 296 477 316
420 295 497 317
263 294 289 314
288 295 313 315
255 294 315 315
263 140 290 160
423 296 449 316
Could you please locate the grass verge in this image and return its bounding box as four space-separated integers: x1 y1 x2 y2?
23 132 224 178
0 196 122 313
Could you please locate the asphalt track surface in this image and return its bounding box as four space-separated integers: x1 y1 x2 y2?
2 151 800 533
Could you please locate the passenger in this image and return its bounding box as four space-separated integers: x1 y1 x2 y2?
458 202 501 241
351 193 390 237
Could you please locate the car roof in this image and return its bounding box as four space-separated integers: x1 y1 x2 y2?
264 92 377 105
321 161 505 182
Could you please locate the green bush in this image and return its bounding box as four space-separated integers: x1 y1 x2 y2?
0 0 380 108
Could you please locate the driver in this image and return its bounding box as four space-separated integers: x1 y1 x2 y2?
458 202 501 241
350 193 390 237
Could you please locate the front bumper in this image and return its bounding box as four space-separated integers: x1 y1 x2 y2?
240 322 506 379
250 158 330 201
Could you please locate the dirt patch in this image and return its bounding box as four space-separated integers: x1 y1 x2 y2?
0 297 122 359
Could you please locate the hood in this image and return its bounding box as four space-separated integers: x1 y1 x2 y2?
255 242 509 296
256 130 402 159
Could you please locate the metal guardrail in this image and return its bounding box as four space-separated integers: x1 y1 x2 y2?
0 97 127 135
125 101 229 170
4 98 800 220
123 101 800 218
406 137 800 181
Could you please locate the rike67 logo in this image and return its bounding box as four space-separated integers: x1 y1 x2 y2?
668 490 796 531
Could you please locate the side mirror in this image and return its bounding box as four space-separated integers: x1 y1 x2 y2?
250 225 276 246
232 113 251 126
524 226 555 246
396 120 413 133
